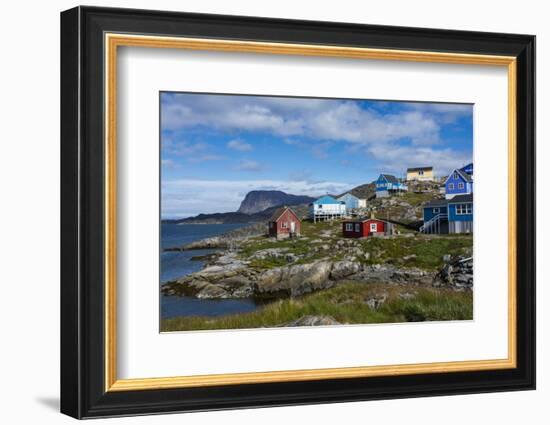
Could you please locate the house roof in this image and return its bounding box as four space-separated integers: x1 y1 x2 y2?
460 163 474 174
270 206 300 222
445 168 473 184
448 194 473 203
313 195 341 205
337 193 359 201
407 166 433 172
344 217 389 224
423 198 448 208
380 174 399 184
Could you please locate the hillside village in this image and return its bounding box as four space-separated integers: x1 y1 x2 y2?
161 163 474 330
270 163 473 239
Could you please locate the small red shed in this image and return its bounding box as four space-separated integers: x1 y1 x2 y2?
342 218 389 238
268 207 301 239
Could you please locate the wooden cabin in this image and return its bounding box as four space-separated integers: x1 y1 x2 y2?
268 207 301 239
337 193 367 210
342 218 393 238
406 166 434 181
375 174 408 198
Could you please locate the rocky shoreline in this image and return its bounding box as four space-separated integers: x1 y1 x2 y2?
162 246 473 301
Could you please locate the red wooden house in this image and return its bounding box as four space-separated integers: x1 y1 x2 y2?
268 207 301 239
342 218 391 238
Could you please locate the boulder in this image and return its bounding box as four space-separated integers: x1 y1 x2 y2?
364 292 388 309
196 284 230 299
284 315 341 327
256 260 334 297
330 261 362 280
433 257 473 290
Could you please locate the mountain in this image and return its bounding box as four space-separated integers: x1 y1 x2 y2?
164 204 310 225
237 190 315 214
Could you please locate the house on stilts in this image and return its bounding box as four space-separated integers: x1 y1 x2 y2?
310 195 346 223
375 174 408 198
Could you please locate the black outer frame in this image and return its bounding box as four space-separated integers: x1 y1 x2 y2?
60 6 536 419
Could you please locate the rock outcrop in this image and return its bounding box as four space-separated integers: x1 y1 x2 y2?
162 256 437 300
433 257 473 290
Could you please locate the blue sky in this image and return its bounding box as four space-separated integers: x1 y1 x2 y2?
161 92 473 219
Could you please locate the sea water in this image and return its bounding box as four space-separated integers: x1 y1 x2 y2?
161 223 258 320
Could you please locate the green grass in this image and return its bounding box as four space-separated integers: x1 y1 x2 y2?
160 282 473 332
359 235 472 270
239 219 472 271
398 192 439 207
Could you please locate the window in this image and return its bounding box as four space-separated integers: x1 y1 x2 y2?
281 222 288 228
453 171 458 179
318 204 323 209
355 223 360 232
448 183 454 190
345 223 353 231
458 182 464 189
433 207 440 213
370 223 377 232
419 170 424 175
455 203 472 215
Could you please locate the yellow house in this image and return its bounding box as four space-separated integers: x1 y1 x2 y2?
406 166 434 181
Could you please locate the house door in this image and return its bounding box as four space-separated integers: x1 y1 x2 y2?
290 221 296 233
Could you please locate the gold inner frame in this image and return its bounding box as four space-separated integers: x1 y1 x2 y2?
104 33 517 392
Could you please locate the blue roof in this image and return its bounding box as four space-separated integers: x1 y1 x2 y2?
313 195 340 205
461 163 474 174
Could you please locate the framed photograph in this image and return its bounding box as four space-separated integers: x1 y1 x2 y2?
60 6 535 419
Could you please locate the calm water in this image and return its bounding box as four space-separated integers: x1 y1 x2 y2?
161 223 258 320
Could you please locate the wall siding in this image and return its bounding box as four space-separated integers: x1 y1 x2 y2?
423 205 448 222
445 171 472 197
448 203 473 222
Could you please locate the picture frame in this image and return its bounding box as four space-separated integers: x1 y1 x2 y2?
60 5 535 419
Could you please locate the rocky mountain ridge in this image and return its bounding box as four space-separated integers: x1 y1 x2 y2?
237 190 315 214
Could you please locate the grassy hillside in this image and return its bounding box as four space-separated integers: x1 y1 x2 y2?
239 220 471 271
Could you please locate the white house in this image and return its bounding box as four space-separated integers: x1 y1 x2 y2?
337 193 367 210
310 195 346 222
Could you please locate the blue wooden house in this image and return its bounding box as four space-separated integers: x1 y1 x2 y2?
444 168 473 199
421 194 473 234
337 193 367 210
421 199 449 234
375 174 407 198
448 194 473 234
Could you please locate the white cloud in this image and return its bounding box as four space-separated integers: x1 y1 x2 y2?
235 159 263 172
227 139 253 152
161 159 176 169
161 94 469 147
161 178 352 218
161 136 208 156
366 144 471 178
